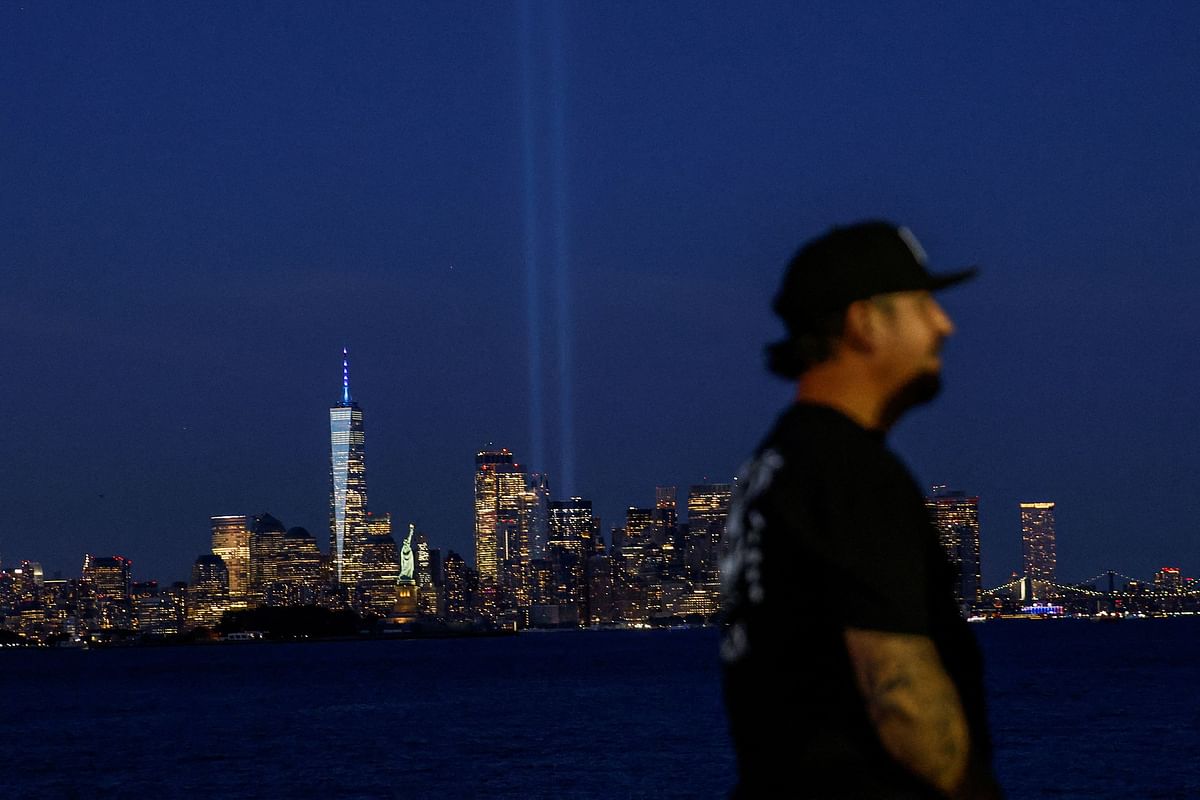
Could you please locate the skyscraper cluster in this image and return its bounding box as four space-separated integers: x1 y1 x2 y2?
926 490 1065 613
466 451 730 629
190 351 436 624
23 348 1192 645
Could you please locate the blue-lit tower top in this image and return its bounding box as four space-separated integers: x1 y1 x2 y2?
340 347 354 406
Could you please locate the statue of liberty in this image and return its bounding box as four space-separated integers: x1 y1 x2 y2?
399 523 416 582
388 522 420 624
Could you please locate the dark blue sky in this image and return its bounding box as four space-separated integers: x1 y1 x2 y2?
2 3 1197 586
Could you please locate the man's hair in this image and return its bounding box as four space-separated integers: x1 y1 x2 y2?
764 310 846 379
765 295 895 379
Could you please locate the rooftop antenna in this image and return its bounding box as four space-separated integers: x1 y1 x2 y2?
342 347 352 405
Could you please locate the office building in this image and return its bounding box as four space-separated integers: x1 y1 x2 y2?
211 515 251 606
248 513 288 604
686 484 732 582
330 348 368 587
926 487 982 614
414 531 442 618
187 554 230 629
655 486 682 577
1155 567 1183 593
276 527 323 605
358 529 399 616
1020 502 1057 598
83 555 132 601
548 497 595 617
474 449 528 611
521 474 551 563
443 551 468 620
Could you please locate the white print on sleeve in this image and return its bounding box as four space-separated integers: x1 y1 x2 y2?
720 448 783 664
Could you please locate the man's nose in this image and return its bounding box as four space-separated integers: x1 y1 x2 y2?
932 298 955 337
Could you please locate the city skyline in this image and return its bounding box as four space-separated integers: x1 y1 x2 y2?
3 4 1199 585
4 352 1192 594
1 346 1195 589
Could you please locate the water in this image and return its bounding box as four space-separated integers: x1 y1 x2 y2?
981 618 1200 799
1 621 1197 798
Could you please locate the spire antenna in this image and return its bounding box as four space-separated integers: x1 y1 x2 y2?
342 347 352 405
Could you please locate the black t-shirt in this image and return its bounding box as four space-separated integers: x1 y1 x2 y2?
721 403 994 799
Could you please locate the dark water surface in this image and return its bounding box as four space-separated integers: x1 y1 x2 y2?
2 621 1197 798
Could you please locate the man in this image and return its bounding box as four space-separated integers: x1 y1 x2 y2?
721 221 1001 799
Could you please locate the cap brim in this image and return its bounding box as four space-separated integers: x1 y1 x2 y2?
929 266 978 291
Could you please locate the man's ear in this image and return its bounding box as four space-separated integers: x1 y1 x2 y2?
841 300 876 353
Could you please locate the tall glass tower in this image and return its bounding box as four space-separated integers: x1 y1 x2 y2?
1020 501 1056 599
474 449 522 586
330 349 368 586
926 487 982 615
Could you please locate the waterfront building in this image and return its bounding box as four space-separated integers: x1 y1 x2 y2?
548 497 596 620
1020 502 1057 599
188 554 230 629
671 580 723 618
83 554 133 630
132 581 183 636
528 558 555 607
248 513 287 605
549 498 595 560
587 553 617 625
83 555 132 601
654 486 683 578
687 484 732 583
210 515 252 606
414 532 442 618
275 527 323 605
613 551 647 624
443 550 468 620
926 487 983 614
474 449 529 614
330 349 368 587
1155 567 1183 593
357 532 400 616
5 561 43 604
246 515 325 607
522 474 551 562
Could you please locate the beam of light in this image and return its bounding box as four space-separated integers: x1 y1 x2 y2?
519 0 546 475
549 0 575 496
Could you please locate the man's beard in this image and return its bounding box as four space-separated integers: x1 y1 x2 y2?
880 370 942 429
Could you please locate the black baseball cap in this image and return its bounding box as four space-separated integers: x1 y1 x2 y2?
767 220 977 376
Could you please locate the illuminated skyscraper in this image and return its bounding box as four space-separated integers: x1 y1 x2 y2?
82 554 133 630
248 513 287 604
521 474 551 563
687 483 733 581
549 498 595 558
330 349 368 586
926 487 982 614
1020 502 1057 598
358 531 400 616
414 530 442 618
655 486 681 574
188 554 230 628
1155 567 1183 593
83 555 132 602
548 497 595 619
474 449 527 595
211 515 251 606
278 527 323 605
444 550 468 620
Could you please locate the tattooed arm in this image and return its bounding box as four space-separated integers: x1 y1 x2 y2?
843 628 970 798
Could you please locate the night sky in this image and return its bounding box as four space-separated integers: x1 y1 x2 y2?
3 3 1197 586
